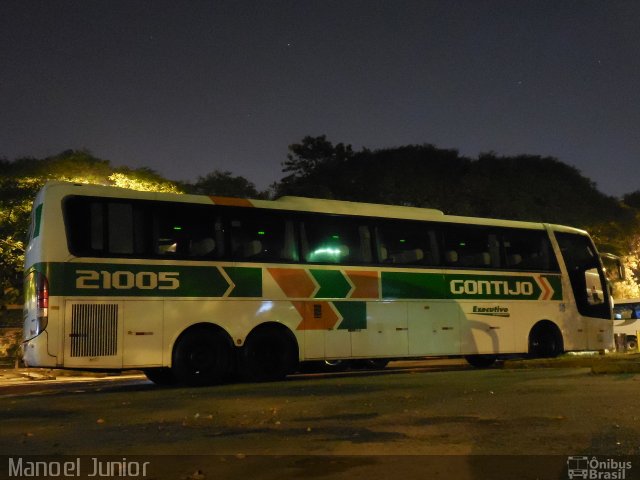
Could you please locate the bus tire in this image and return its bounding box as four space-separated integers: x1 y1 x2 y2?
365 359 389 370
627 336 638 352
350 359 390 370
528 321 564 358
143 368 178 386
299 360 346 373
172 326 233 387
241 325 297 382
464 355 497 368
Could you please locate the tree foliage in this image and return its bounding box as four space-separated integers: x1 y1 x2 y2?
184 170 266 198
0 150 181 307
275 135 354 198
277 136 631 228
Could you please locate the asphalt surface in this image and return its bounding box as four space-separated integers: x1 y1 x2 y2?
2 357 640 480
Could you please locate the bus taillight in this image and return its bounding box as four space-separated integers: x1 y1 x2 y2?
24 270 49 339
36 273 49 310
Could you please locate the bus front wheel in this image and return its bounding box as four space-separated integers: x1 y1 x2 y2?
528 321 564 358
172 327 233 386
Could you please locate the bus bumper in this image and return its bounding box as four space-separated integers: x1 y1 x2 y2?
22 332 57 368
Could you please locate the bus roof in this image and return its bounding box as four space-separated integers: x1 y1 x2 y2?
39 181 587 234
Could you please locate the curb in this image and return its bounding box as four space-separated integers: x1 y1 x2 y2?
503 353 640 374
0 368 144 385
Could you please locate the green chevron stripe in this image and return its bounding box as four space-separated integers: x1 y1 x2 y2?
543 275 563 301
382 271 563 300
381 272 448 299
310 269 351 298
224 267 262 297
334 302 367 330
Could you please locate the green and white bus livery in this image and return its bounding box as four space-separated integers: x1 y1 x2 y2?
23 182 616 385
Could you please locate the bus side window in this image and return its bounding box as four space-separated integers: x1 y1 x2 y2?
374 220 439 266
282 221 299 262
443 225 492 269
89 202 104 252
153 204 219 258
65 198 146 257
228 210 294 262
108 203 134 254
500 229 558 272
301 215 371 264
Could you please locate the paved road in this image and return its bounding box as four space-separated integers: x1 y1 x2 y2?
1 360 639 479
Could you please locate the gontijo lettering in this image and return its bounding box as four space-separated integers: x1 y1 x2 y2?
450 279 534 296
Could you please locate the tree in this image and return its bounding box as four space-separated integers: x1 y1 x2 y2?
0 150 181 308
275 135 354 198
623 191 640 210
341 144 468 209
184 170 265 198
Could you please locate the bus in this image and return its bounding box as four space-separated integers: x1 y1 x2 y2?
22 181 620 385
613 298 640 351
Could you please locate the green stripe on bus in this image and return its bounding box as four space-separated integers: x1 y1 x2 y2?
334 301 367 330
33 204 43 239
225 267 262 297
444 274 542 300
44 263 237 297
381 272 448 299
382 272 563 300
310 269 351 298
39 262 562 301
543 275 563 301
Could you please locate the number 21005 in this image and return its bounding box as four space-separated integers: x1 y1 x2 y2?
75 270 180 290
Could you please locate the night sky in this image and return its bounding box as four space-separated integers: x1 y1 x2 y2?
2 1 639 196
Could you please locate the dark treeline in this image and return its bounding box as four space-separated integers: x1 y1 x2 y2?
277 136 632 227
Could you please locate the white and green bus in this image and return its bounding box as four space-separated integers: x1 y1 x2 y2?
22 181 618 385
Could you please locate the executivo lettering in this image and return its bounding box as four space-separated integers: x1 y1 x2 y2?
472 306 510 317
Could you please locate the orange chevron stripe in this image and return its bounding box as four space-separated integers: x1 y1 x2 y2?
294 301 340 330
209 196 254 207
538 275 552 300
291 301 306 319
346 270 379 299
268 268 316 298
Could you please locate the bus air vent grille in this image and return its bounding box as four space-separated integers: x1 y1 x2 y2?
70 304 119 357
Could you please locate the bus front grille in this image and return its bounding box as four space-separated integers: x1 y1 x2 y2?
70 304 119 357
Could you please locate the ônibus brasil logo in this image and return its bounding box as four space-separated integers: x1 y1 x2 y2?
567 456 632 479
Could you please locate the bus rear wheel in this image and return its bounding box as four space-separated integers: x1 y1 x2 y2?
143 368 177 386
464 355 497 368
241 327 297 382
350 359 390 370
172 327 233 387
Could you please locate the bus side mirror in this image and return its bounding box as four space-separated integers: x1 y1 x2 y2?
600 253 626 282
